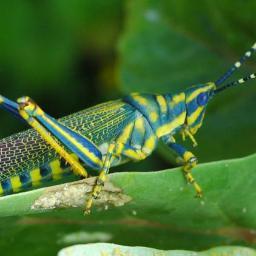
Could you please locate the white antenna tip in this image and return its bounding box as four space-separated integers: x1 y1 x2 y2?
235 61 241 68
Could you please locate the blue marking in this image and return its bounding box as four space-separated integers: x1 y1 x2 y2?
19 172 32 189
0 95 25 122
216 67 236 86
197 92 209 106
131 121 145 146
40 166 50 177
1 179 12 194
62 170 74 177
60 158 69 169
143 120 153 142
169 143 186 157
172 100 186 116
186 99 198 116
39 165 52 181
165 93 186 124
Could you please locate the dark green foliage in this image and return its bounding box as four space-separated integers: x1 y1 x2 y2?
118 0 256 162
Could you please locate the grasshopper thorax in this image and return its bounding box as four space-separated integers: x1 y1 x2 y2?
184 82 216 135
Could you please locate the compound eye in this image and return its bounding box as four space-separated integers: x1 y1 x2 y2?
197 92 209 106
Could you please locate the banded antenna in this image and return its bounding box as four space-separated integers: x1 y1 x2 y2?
215 42 256 86
214 73 256 94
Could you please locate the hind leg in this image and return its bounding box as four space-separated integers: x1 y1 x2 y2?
0 95 24 122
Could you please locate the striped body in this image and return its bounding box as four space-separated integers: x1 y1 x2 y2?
124 92 186 138
0 91 188 195
0 100 134 194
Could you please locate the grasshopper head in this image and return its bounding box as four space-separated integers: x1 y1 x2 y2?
184 82 216 135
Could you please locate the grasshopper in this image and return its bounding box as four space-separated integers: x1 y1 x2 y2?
0 43 256 214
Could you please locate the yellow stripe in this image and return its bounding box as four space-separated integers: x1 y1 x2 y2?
70 153 79 160
187 106 204 125
156 95 167 114
169 93 185 108
132 95 148 106
50 159 63 180
135 117 145 133
124 149 146 160
149 111 158 122
117 123 133 144
186 87 210 103
42 114 101 166
30 168 42 187
156 111 186 137
19 109 88 177
116 122 134 154
10 176 22 192
190 122 203 135
0 184 3 195
183 151 194 162
186 83 216 103
143 135 156 152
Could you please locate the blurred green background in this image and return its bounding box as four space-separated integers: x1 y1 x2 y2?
1 0 256 255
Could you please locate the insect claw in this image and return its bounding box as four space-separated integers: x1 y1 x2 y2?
195 191 203 198
194 183 203 198
192 141 198 147
84 197 93 215
92 194 98 199
84 209 91 215
181 131 186 141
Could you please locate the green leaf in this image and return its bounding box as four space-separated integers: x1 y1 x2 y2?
58 243 256 256
0 153 256 255
118 0 256 162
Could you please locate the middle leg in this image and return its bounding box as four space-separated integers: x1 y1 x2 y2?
85 142 116 214
84 141 151 214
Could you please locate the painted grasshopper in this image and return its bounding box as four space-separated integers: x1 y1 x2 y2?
0 43 256 213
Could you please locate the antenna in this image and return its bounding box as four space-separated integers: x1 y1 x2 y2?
215 42 256 86
214 73 256 94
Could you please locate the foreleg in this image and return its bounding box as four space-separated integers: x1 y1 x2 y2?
165 141 202 197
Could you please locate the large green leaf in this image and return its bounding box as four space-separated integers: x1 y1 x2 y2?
58 243 256 256
0 153 256 255
118 0 256 162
